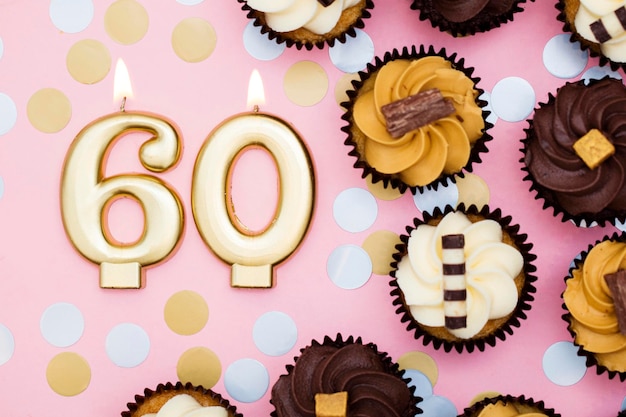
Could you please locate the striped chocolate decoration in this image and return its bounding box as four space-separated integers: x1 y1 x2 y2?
590 6 626 44
441 234 467 330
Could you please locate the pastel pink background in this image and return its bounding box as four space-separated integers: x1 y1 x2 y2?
0 1 623 416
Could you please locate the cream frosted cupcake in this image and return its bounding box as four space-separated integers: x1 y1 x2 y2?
390 204 537 353
459 394 560 417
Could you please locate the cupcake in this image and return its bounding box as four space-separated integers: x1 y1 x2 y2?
238 0 373 50
122 381 242 417
341 45 491 194
390 204 537 353
459 394 560 417
521 77 626 227
410 0 535 37
562 232 626 381
556 0 626 71
270 334 420 417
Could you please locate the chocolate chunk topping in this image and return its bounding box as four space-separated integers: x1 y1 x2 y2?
445 316 467 329
605 270 626 335
317 0 336 6
442 233 465 249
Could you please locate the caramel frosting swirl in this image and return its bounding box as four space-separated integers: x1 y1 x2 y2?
352 56 484 187
432 0 516 23
524 78 626 217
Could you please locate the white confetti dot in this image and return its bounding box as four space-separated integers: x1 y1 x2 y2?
49 0 94 34
582 66 622 84
333 187 378 233
491 77 536 122
0 177 4 200
253 311 297 356
327 244 372 290
403 369 433 399
0 324 15 366
243 21 285 61
543 34 588 79
418 395 458 417
0 37 4 60
542 341 587 386
106 323 150 368
224 358 269 403
329 29 374 73
177 0 204 4
480 91 498 126
413 183 458 214
40 303 84 348
0 93 17 136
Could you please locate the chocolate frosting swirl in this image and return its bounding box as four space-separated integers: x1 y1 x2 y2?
432 0 516 23
524 77 626 217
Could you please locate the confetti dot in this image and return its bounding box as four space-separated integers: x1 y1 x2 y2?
491 77 536 122
66 39 111 84
49 0 94 34
0 37 4 60
616 219 626 233
0 93 18 136
243 21 285 61
105 323 150 368
46 352 91 396
177 347 222 389
333 187 378 233
361 230 401 275
397 351 439 387
403 369 433 399
334 72 360 106
456 174 490 210
164 290 209 335
327 244 372 290
284 61 328 106
419 395 458 417
364 176 403 201
40 302 84 348
543 34 588 79
582 66 622 84
224 358 269 403
480 91 498 126
177 0 204 4
328 28 374 73
542 341 587 386
621 396 626 411
172 17 217 63
105 0 149 45
413 182 458 214
0 324 15 366
27 88 72 133
253 311 298 356
0 177 4 200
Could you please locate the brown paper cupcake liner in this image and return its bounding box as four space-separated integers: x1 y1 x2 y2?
269 333 421 417
237 0 374 51
459 394 561 417
122 381 242 417
340 45 492 195
562 232 626 382
390 204 537 353
410 0 535 37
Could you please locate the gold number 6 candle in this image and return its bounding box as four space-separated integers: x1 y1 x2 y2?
61 59 184 289
192 70 315 288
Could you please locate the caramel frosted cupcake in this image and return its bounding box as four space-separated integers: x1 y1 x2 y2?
341 45 491 194
562 232 626 381
122 381 241 417
390 204 537 353
521 77 626 227
410 0 535 37
556 0 626 71
459 394 560 417
238 0 373 50
270 334 420 417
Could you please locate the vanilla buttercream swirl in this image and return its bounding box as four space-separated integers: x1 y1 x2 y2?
142 394 228 417
564 239 626 372
524 78 626 216
395 211 523 339
574 0 626 63
352 56 484 187
432 0 516 23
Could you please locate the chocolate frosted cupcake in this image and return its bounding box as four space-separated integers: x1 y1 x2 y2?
562 232 626 381
410 0 535 37
122 381 241 417
341 45 491 194
270 334 420 417
238 0 373 50
460 394 560 417
390 204 537 353
521 77 626 227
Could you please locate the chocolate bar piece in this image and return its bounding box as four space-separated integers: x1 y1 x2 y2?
441 233 467 330
590 6 626 43
317 0 336 6
381 88 455 138
604 270 626 335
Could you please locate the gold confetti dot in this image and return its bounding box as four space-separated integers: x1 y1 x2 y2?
362 230 401 276
284 61 328 107
334 72 360 106
46 352 91 396
66 39 111 84
397 351 438 387
456 173 490 210
164 290 209 335
172 17 217 63
365 175 402 201
105 0 149 45
27 88 72 133
469 391 502 406
177 347 221 389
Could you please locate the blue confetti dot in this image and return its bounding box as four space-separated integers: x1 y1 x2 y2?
329 29 374 73
243 21 285 61
224 358 269 403
418 395 457 417
542 341 587 386
403 369 433 399
253 311 298 356
333 187 378 233
327 244 372 290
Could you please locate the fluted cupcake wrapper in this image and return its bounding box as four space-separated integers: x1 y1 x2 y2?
340 45 493 195
236 0 374 51
459 394 561 417
389 204 537 353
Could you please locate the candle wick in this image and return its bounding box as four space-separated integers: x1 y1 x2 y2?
120 96 127 112
253 104 260 113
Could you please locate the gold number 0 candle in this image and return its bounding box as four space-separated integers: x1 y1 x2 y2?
192 70 315 288
60 60 184 289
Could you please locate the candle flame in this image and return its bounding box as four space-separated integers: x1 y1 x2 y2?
247 69 266 110
114 58 134 108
